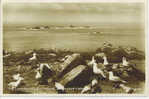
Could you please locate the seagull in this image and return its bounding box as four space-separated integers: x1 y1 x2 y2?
8 77 24 91
90 56 106 78
91 79 102 93
12 73 21 81
3 54 11 58
93 62 106 78
81 79 101 94
81 84 91 94
91 79 98 87
35 68 42 80
39 63 51 70
29 52 37 61
119 84 135 93
108 71 127 83
122 57 129 66
35 63 52 80
88 56 96 66
121 57 136 67
39 63 52 75
103 56 109 66
55 82 65 93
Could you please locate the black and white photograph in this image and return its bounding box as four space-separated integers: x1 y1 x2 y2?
2 0 147 95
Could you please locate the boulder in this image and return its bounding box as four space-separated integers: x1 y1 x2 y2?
50 53 85 79
59 65 86 86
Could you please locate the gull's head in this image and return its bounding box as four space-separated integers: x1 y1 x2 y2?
92 56 96 63
33 52 36 56
88 56 96 66
91 79 98 86
18 77 24 81
103 56 107 60
16 73 20 77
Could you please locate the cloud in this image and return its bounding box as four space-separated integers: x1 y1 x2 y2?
3 3 144 25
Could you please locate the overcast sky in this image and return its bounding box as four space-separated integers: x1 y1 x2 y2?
3 2 144 26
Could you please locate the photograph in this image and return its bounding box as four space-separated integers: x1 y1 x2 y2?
2 0 146 95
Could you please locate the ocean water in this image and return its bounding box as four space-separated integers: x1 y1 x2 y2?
3 28 145 52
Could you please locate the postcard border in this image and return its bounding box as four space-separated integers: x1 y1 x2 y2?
0 0 148 96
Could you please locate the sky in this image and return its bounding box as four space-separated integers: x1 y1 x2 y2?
3 2 145 26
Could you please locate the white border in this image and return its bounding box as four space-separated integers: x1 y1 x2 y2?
1 0 148 96
2 0 145 3
0 0 3 96
145 0 149 96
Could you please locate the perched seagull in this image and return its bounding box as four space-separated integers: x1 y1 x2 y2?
103 56 109 66
88 56 96 66
119 84 135 93
39 63 51 70
81 79 101 94
93 62 106 78
3 54 11 58
108 71 127 83
29 52 37 61
81 84 91 94
121 57 136 69
35 63 52 80
91 79 98 87
55 82 65 93
35 68 42 80
8 77 24 91
122 57 129 66
12 73 21 81
91 79 102 93
39 63 52 75
88 56 106 78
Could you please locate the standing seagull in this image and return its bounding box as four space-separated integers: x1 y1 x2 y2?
108 71 127 83
91 79 98 86
55 82 65 93
39 63 52 76
29 52 37 61
90 56 106 78
12 73 21 81
81 84 91 94
35 68 42 80
102 56 113 71
122 57 129 66
81 79 98 94
88 56 96 66
81 79 102 94
91 79 102 93
93 62 106 78
120 84 135 93
8 77 24 91
103 56 109 66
